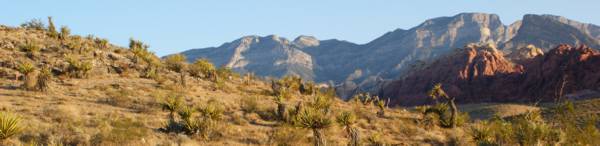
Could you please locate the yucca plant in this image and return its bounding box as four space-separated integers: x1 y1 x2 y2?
66 56 93 78
274 90 288 121
17 62 36 90
59 25 70 40
47 16 58 39
470 121 495 146
164 54 188 86
161 96 183 120
336 111 359 146
0 112 22 140
295 107 332 146
36 66 52 92
188 58 216 80
376 99 386 117
20 41 41 58
428 83 459 128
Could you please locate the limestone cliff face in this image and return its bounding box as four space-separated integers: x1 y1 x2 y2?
180 35 315 80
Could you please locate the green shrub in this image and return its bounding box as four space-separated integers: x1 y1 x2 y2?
240 96 260 114
21 18 45 30
188 58 216 80
294 96 333 146
0 112 22 140
47 16 58 38
66 57 93 78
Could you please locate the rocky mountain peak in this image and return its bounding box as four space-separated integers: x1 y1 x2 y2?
293 35 320 48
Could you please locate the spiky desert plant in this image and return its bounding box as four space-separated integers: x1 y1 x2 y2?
36 66 52 92
95 38 109 49
376 99 386 117
20 41 41 59
197 100 224 139
164 54 188 86
274 93 288 121
65 56 93 78
47 16 58 38
428 83 459 128
188 58 216 80
59 26 70 40
470 121 495 146
0 112 22 140
161 96 183 120
17 62 36 90
296 106 332 146
129 38 151 64
336 111 359 146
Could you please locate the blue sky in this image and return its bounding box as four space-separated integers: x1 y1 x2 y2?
2 0 599 56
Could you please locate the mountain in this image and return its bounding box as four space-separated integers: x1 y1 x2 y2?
176 13 600 93
382 44 600 105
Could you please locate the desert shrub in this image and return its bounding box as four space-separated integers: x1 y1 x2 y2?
20 41 41 58
65 56 93 78
188 58 216 80
240 96 260 114
366 133 386 146
469 121 495 146
300 81 317 95
21 18 45 30
47 16 58 38
91 117 148 145
59 26 70 40
195 100 225 140
161 96 183 120
129 38 152 64
164 54 188 86
0 112 22 140
268 125 308 146
273 94 288 121
36 66 52 92
95 38 109 49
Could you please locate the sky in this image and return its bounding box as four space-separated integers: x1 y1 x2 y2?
1 0 599 56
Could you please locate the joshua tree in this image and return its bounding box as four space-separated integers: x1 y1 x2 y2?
164 54 188 87
296 107 332 146
376 99 386 117
336 111 359 146
428 83 458 128
47 16 58 38
17 62 36 90
274 91 288 121
36 66 52 92
59 26 70 40
161 96 182 121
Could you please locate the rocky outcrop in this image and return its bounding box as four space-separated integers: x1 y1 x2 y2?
507 44 544 61
382 44 600 105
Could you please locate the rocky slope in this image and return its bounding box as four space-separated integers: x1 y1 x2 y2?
178 13 600 98
382 44 600 105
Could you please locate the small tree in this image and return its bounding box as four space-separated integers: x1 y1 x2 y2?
59 26 70 40
274 91 288 121
295 95 333 146
47 16 58 38
17 62 36 90
36 66 52 92
21 18 44 30
375 98 386 117
164 54 188 87
428 83 458 128
336 111 359 146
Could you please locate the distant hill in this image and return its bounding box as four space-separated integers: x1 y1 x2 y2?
176 13 600 99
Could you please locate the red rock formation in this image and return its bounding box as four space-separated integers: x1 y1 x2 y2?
383 44 600 106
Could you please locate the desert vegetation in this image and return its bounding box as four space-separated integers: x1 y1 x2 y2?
0 17 597 146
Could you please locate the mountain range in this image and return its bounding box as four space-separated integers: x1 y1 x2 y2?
176 13 600 99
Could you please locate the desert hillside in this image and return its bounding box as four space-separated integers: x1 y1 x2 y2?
0 18 598 146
